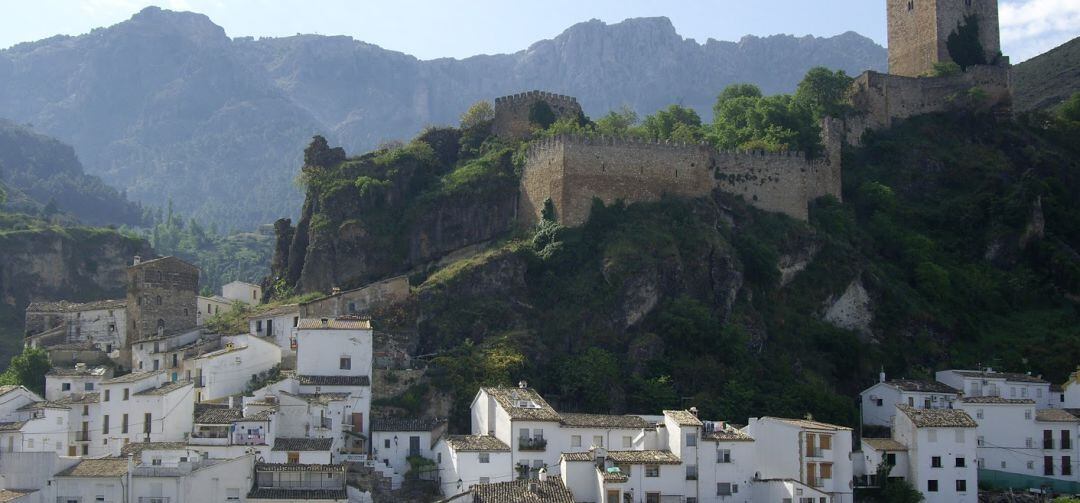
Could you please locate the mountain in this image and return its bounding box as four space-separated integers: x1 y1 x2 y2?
0 120 143 225
1013 36 1080 112
0 7 887 228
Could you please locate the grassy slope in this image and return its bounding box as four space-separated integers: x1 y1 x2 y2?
1013 37 1080 112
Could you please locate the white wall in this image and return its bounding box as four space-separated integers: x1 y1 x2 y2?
223 282 261 305
895 412 978 503
189 335 281 402
372 430 434 476
433 439 514 499
249 312 298 354
53 476 123 503
295 326 372 379
45 374 107 401
266 449 332 464
861 383 959 427
196 297 232 326
133 455 253 503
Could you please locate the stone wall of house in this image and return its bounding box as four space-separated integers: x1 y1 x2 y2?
519 135 842 227
887 0 1001 77
125 257 199 343
299 275 410 318
492 91 583 140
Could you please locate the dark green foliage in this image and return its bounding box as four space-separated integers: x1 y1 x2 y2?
528 101 557 130
641 105 704 142
946 15 988 70
0 347 51 395
303 135 347 168
541 198 556 222
794 67 854 119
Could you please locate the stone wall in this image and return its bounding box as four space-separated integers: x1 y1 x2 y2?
493 91 583 140
519 135 842 227
848 64 1011 138
887 0 1001 77
126 256 199 344
299 275 410 318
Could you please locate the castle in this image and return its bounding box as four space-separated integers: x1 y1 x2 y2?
506 0 1012 226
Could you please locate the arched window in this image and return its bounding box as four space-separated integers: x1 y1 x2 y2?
157 319 165 330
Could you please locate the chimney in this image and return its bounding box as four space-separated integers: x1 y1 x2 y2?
527 481 539 494
321 318 329 328
518 380 527 389
75 362 86 372
228 396 234 409
689 406 699 417
880 367 886 383
133 255 142 266
538 467 548 482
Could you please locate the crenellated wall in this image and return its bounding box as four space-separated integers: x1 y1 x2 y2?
519 135 842 227
493 91 583 140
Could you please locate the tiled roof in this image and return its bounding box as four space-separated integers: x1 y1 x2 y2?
862 438 908 451
897 405 978 428
103 371 164 385
297 318 372 330
0 490 33 503
18 401 69 411
767 417 853 431
49 393 100 405
298 375 370 386
949 370 1049 384
0 421 27 432
702 425 754 442
663 410 704 427
291 392 352 404
560 452 594 462
1035 409 1080 422
120 442 190 457
482 387 561 422
248 488 346 500
27 299 126 313
883 379 959 394
471 477 575 503
247 304 299 320
254 463 345 472
194 345 246 360
960 396 1035 404
194 408 243 424
371 416 444 432
243 409 277 421
602 471 629 483
607 450 681 465
56 458 130 478
134 381 191 396
0 385 21 396
444 435 511 452
559 413 651 429
47 366 110 377
272 437 334 451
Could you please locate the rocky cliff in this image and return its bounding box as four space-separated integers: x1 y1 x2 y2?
0 7 887 227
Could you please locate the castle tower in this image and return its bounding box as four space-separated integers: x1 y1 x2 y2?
492 90 583 140
887 0 1001 77
125 256 199 343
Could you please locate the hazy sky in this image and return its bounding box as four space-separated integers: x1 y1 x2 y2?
1 0 1077 63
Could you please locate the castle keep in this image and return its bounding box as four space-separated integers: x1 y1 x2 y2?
887 0 1001 77
493 91 583 139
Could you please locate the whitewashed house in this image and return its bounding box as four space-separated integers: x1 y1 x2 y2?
182 334 281 403
98 371 194 453
197 295 233 326
557 413 650 453
248 463 347 503
937 369 1053 408
3 401 69 457
267 437 334 464
0 386 45 420
50 458 128 503
860 372 960 427
854 437 910 487
247 305 300 355
188 404 276 460
470 385 564 477
130 329 207 375
371 417 446 478
892 405 978 503
1061 368 1080 408
744 416 855 503
223 281 262 305
43 365 112 401
130 453 253 503
24 300 127 355
433 434 513 497
294 318 373 452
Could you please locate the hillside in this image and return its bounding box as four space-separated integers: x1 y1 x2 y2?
0 120 144 226
0 7 886 228
269 95 1080 428
1013 36 1080 112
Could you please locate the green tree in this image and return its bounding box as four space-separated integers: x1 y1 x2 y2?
594 106 639 136
1060 92 1080 123
642 105 703 141
541 198 556 222
528 101 557 130
0 347 51 395
946 15 987 70
555 348 619 411
930 61 962 77
794 67 854 119
460 100 495 129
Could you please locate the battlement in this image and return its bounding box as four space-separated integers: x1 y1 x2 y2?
526 134 814 161
492 90 584 140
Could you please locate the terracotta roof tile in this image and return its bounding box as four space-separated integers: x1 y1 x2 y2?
862 438 908 451
254 463 345 472
444 435 511 452
471 477 575 503
120 442 190 457
0 490 33 503
897 405 977 428
102 371 164 385
766 417 852 431
272 438 334 451
297 318 371 330
194 408 243 424
663 410 703 427
950 370 1049 384
371 417 444 432
297 375 370 386
481 388 561 422
248 488 345 500
606 450 681 465
884 379 959 394
960 397 1035 404
1035 409 1080 422
56 458 129 478
133 381 191 396
559 413 650 429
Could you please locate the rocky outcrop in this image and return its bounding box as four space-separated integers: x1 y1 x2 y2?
823 277 875 338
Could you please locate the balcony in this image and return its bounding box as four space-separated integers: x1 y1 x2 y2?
518 437 547 451
1044 439 1055 450
807 477 828 488
315 417 332 430
1062 439 1072 450
806 448 827 458
232 433 266 446
193 376 205 388
75 432 90 442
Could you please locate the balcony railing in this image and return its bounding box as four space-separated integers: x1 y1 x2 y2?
232 434 266 445
806 448 826 458
315 417 332 430
518 437 547 451
191 429 229 439
1044 439 1055 450
807 477 826 488
75 432 90 442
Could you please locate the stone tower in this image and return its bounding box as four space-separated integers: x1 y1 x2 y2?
125 256 199 343
492 91 583 140
887 0 1001 77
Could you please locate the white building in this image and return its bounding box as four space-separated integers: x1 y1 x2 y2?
294 318 373 451
744 416 855 503
860 372 960 427
197 295 233 326
223 281 262 306
892 405 978 503
182 334 281 403
937 369 1053 408
854 437 910 487
130 329 208 375
248 463 347 503
371 417 446 479
188 404 276 460
24 300 127 355
247 306 300 355
44 365 112 401
433 434 514 497
49 452 254 503
98 371 194 453
267 437 334 464
1060 367 1080 408
469 386 564 476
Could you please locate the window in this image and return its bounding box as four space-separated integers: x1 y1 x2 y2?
151 458 162 466
593 435 603 447
1027 460 1034 470
717 483 734 496
102 415 109 434
1021 388 1028 398
83 406 89 416
646 494 660 503
955 457 966 468
1064 456 1073 476
437 453 442 463
976 409 984 419
686 464 698 480
384 439 390 449
84 382 94 391
62 383 71 391
256 320 263 332
104 389 110 401
1025 410 1033 420
1026 437 1034 448
226 489 240 501
143 413 152 434
123 389 129 401
927 480 938 492
122 414 128 434
907 1 914 12
977 435 985 446
875 399 883 407
571 435 581 447
686 432 697 447
908 397 915 406
1062 430 1072 450
924 398 931 409
645 464 659 477
1045 456 1054 476
478 452 490 463
287 452 299 464
956 479 967 492
820 463 832 480
339 357 352 370
886 453 897 465
1001 461 1007 469
820 435 832 450
718 449 732 463
932 456 942 468
622 436 632 448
